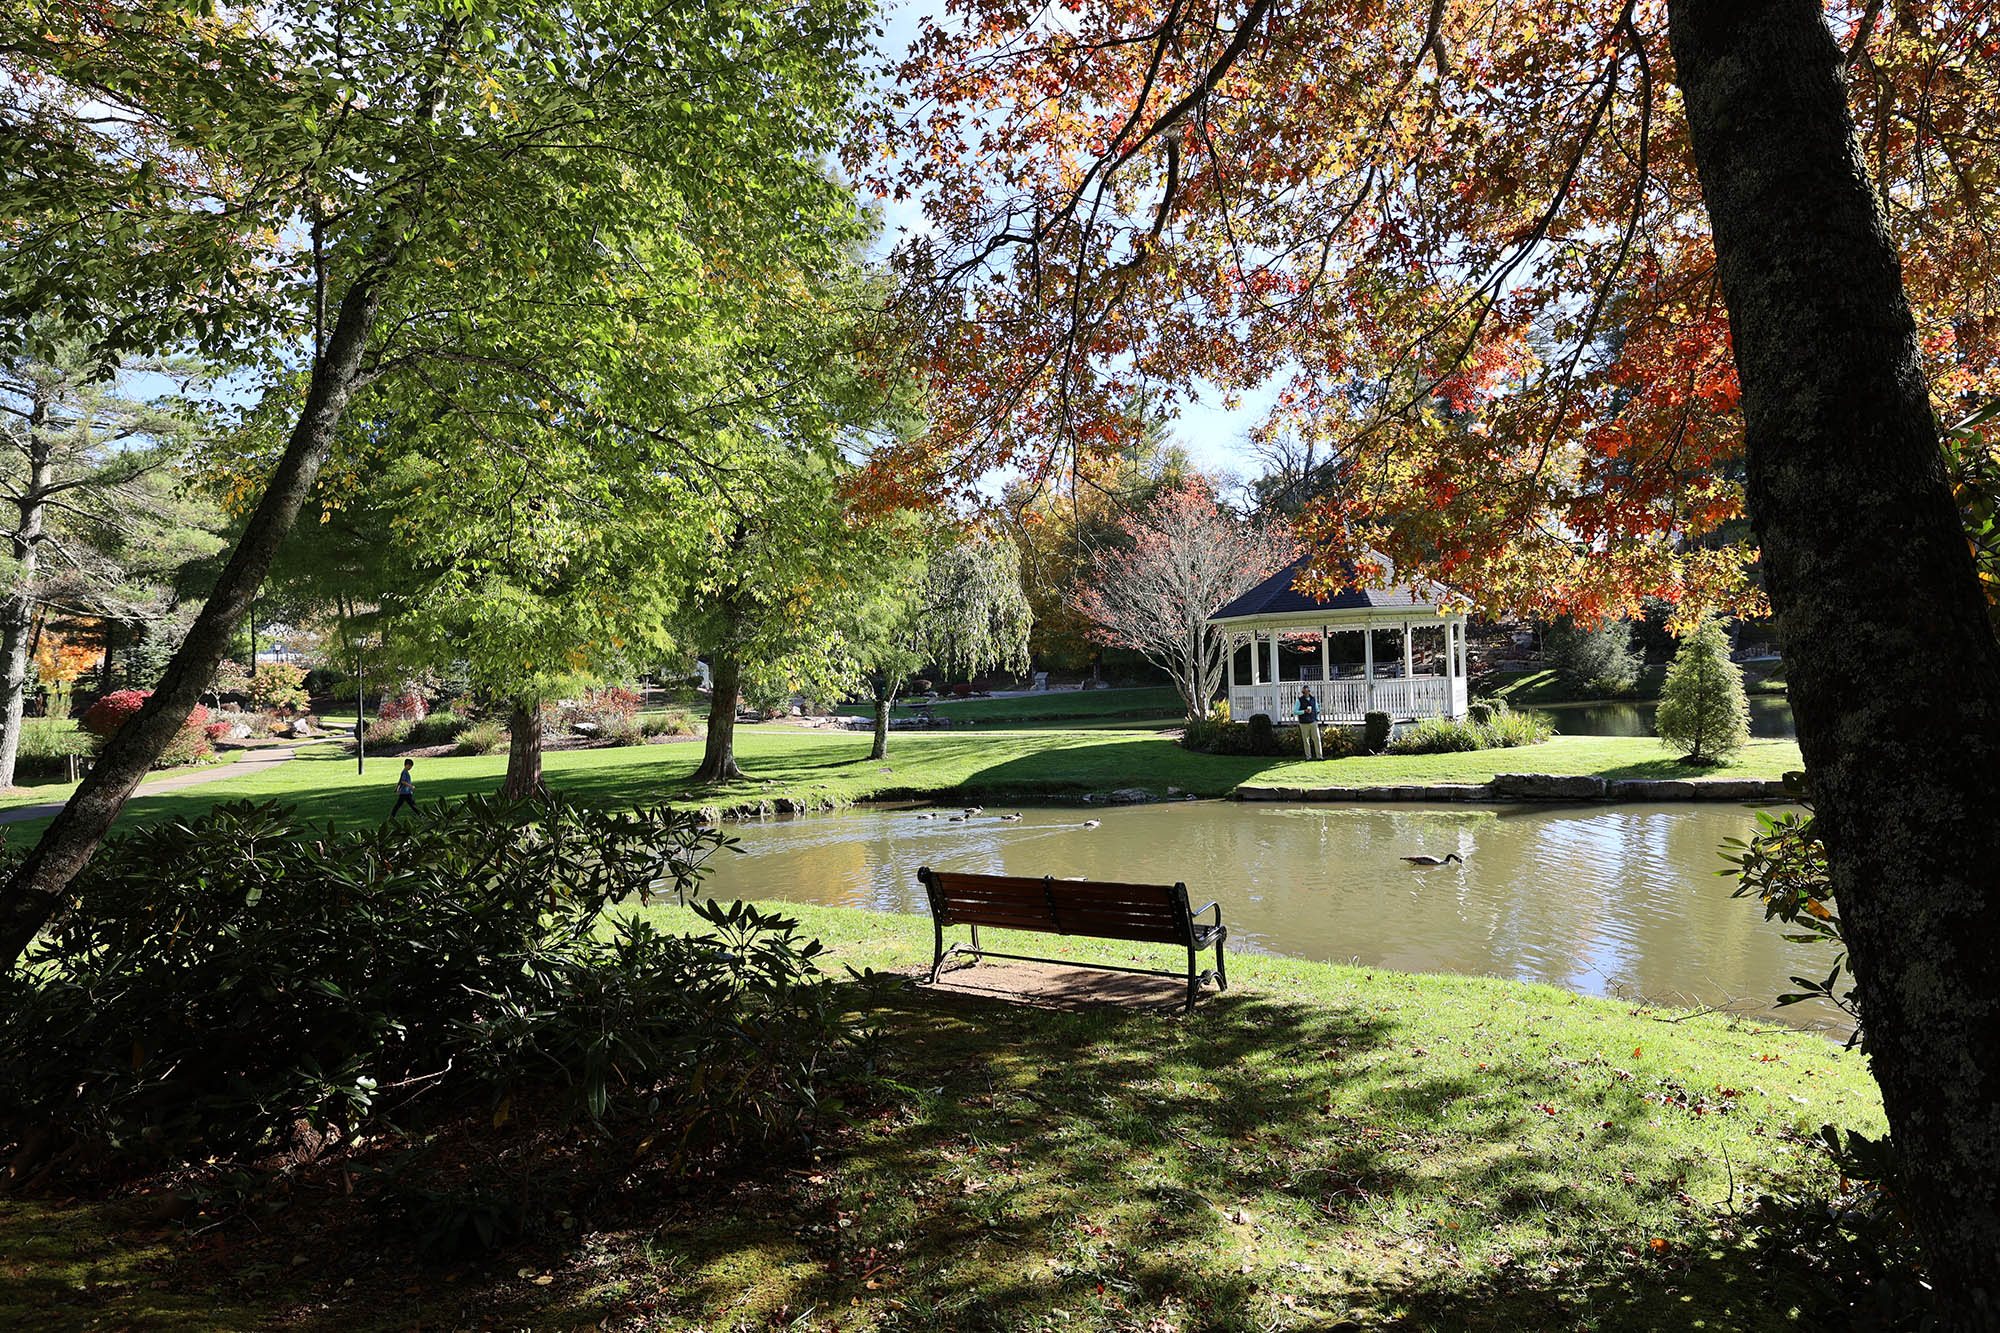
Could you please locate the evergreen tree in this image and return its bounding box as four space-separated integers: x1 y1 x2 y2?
1654 614 1750 765
1543 616 1642 696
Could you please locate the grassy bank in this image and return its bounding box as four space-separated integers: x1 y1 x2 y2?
0 730 1804 839
3 903 1883 1332
1488 661 1789 706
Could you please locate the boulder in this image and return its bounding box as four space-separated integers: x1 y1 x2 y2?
227 723 252 740
1491 773 1608 801
1107 787 1157 804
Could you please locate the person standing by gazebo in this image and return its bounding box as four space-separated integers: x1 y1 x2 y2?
1295 686 1323 760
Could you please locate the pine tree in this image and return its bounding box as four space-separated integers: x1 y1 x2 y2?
1654 615 1750 765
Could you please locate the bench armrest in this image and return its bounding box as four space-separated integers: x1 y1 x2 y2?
1192 901 1222 925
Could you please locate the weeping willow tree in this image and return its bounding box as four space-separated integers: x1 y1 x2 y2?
854 533 1031 760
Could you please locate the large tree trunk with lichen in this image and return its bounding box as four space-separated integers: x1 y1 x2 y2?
0 271 391 969
693 652 742 783
499 698 545 802
1672 3 2000 1324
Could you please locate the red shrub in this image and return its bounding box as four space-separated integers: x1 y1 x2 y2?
378 692 429 723
80 689 151 738
79 690 213 768
590 687 643 719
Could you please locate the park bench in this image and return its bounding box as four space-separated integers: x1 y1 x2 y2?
916 867 1228 1010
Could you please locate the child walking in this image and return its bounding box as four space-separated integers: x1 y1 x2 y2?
388 757 419 818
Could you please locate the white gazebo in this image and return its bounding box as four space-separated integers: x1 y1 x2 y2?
1208 556 1470 725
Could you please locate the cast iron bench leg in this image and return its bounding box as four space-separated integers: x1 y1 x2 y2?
1214 930 1228 992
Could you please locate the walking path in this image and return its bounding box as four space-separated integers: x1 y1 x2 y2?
0 741 313 826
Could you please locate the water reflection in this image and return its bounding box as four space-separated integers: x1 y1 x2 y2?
701 799 1841 1033
1530 696 1796 738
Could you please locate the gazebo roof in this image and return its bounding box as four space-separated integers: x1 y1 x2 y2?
1207 554 1455 624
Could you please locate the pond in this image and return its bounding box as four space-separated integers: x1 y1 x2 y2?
700 799 1844 1034
1530 695 1796 738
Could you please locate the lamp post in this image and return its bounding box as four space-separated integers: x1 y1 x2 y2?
354 637 366 776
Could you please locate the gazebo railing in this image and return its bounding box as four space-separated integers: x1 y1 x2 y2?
1229 676 1455 725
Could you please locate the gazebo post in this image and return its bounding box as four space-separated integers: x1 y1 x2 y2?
1267 629 1281 701
1443 619 1457 714
1319 625 1330 686
1226 630 1237 698
1363 624 1376 713
1403 621 1413 679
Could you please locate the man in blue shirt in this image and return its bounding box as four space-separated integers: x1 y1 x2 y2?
1295 687 1323 760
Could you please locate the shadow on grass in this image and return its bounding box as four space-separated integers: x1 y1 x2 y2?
608 981 1829 1332
14 968 1847 1333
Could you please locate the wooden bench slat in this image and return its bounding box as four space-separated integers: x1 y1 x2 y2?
942 909 1061 930
927 875 1052 895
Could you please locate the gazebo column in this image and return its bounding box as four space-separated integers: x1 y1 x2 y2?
1319 626 1330 685
1403 621 1413 678
1448 616 1464 712
1363 624 1376 713
1267 628 1281 699
1226 630 1237 697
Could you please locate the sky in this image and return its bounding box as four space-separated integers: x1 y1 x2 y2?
865 0 1276 485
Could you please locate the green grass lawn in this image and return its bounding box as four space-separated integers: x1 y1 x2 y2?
0 730 1804 840
841 684 1187 726
2 902 1883 1332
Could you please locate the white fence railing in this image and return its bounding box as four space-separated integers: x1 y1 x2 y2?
1229 676 1456 724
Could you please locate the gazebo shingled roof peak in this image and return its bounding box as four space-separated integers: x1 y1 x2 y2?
1208 552 1456 624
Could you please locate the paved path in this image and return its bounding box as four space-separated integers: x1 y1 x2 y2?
0 741 313 826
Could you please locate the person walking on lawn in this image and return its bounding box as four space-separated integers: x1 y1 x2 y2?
388 757 419 818
1296 686 1323 760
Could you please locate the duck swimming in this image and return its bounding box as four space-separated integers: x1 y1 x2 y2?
1401 853 1463 866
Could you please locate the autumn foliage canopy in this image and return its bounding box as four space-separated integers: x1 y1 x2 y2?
853 1 2000 622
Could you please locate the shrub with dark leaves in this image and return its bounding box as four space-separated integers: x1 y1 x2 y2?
0 795 867 1183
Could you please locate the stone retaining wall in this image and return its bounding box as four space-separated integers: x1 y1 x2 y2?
1235 773 1791 804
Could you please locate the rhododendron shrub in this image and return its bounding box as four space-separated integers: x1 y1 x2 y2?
81 691 212 768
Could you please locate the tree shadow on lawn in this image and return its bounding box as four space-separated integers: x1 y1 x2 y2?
42 976 1841 1333
882 736 1271 798
621 982 1833 1333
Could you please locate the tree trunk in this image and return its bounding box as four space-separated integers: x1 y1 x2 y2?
0 411 52 790
499 698 545 802
0 269 391 969
97 621 115 695
1671 3 2000 1323
0 592 34 791
870 678 892 761
694 652 743 783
